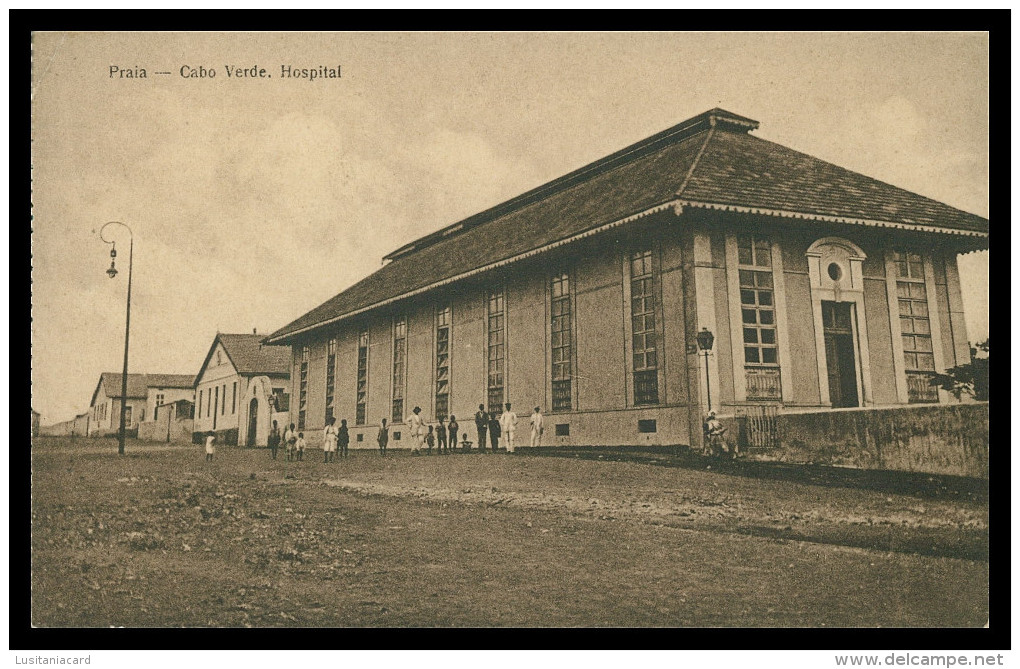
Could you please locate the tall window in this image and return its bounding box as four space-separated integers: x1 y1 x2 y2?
487 288 506 413
435 306 451 420
325 337 337 422
894 251 937 403
551 272 573 411
738 236 782 400
198 390 203 418
392 317 407 424
629 250 659 405
356 331 368 425
231 382 237 414
298 346 309 429
221 384 227 415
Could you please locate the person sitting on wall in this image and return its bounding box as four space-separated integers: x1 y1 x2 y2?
704 411 730 459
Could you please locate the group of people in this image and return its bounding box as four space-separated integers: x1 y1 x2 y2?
263 419 350 462
400 402 545 455
242 402 546 461
208 407 731 462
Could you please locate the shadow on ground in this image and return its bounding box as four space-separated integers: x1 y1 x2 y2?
519 447 988 562
520 446 988 503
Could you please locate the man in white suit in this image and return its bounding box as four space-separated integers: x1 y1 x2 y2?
529 406 544 448
499 402 518 453
407 406 425 455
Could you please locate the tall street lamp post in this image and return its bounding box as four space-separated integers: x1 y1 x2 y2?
696 327 715 414
100 221 133 456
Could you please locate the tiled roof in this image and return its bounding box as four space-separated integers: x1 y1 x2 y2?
679 130 989 232
266 108 988 343
218 334 291 376
145 373 195 389
98 373 148 400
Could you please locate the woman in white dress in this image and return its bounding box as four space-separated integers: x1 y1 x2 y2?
323 417 338 463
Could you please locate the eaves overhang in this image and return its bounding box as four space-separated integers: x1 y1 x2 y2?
263 199 987 347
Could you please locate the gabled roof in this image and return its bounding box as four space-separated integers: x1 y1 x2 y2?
195 333 291 383
146 374 195 389
266 107 988 344
90 373 148 406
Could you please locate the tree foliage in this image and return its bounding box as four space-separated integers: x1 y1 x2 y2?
930 339 989 401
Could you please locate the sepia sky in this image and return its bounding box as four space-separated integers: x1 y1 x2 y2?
30 31 989 424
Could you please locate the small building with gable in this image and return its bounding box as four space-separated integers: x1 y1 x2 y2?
192 332 290 446
87 373 148 437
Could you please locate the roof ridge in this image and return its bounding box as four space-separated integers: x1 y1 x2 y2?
382 110 748 262
675 124 716 199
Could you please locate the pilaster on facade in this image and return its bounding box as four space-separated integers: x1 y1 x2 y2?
771 239 794 405
942 250 973 367
724 235 746 404
692 231 721 415
922 254 949 405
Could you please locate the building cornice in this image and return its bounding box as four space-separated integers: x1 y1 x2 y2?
265 198 987 345
677 200 989 239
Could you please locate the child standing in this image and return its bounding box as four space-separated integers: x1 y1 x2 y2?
268 420 281 460
437 418 448 454
338 419 350 458
448 415 459 453
284 423 297 461
425 425 435 455
323 417 338 463
204 431 216 461
377 418 389 456
296 432 306 461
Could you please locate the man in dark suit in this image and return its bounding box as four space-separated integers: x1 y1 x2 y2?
474 404 488 452
488 411 501 452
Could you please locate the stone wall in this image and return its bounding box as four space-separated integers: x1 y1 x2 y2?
138 418 194 443
741 403 989 479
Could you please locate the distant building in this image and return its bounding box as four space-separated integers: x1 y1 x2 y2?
31 410 40 438
192 333 290 446
142 374 196 422
264 108 988 451
137 374 196 443
88 373 148 437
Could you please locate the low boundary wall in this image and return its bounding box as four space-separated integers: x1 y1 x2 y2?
738 403 988 479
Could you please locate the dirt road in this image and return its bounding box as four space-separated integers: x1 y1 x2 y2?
30 438 988 627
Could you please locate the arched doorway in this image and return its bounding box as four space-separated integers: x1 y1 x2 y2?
247 398 259 447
